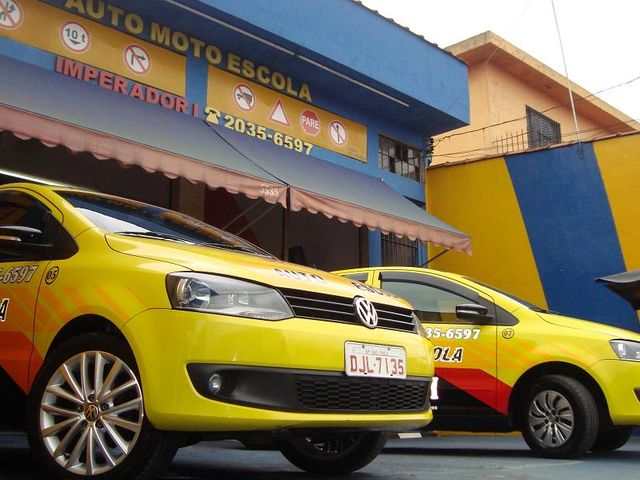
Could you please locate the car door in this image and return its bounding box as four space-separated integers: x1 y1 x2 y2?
0 189 73 393
374 270 509 430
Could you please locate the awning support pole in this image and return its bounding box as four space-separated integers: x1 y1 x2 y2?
422 248 450 267
234 203 279 236
222 198 265 231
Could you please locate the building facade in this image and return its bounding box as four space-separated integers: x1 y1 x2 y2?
0 0 471 270
432 31 637 165
427 132 640 332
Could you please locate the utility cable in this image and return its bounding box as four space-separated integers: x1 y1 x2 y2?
551 0 581 146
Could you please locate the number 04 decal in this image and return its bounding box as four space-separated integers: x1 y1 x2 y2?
0 298 8 322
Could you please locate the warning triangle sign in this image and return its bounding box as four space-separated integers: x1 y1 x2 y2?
269 99 289 126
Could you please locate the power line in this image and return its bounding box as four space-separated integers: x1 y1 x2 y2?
551 0 581 145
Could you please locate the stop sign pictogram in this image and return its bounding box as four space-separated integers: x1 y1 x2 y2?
300 109 321 137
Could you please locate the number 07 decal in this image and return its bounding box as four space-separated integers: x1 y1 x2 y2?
0 298 8 322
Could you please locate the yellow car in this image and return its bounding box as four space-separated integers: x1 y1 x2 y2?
335 266 640 459
0 183 434 479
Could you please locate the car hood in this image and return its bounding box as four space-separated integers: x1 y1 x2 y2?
536 311 640 340
105 235 409 308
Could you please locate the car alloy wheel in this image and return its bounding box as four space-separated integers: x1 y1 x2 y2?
38 350 143 476
28 334 179 480
527 389 575 447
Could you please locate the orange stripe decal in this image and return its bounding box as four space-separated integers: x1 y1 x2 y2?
0 331 34 392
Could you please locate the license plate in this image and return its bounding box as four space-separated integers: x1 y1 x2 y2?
344 342 407 379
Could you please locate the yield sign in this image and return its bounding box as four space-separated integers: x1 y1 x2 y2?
269 99 289 126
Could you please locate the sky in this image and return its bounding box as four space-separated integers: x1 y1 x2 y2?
359 0 640 124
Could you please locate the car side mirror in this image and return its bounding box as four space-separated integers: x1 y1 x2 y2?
0 226 53 257
456 303 493 322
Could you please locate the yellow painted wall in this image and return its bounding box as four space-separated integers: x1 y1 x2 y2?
594 135 640 271
426 157 547 308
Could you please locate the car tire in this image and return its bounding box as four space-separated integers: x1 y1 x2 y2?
590 427 633 453
27 333 179 480
521 374 598 459
279 432 387 475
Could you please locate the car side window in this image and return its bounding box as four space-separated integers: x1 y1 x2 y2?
0 191 76 262
380 279 477 323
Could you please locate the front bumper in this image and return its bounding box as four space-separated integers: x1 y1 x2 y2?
590 359 640 425
122 308 434 432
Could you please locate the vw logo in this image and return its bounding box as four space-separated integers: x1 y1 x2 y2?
354 296 378 329
84 404 100 422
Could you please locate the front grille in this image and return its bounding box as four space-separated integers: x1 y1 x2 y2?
189 364 430 414
295 374 429 412
280 288 416 332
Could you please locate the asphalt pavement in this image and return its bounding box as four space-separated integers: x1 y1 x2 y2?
1 433 639 479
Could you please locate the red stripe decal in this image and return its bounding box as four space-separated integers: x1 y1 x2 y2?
437 367 512 415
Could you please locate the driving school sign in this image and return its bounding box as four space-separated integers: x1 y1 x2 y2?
208 67 367 162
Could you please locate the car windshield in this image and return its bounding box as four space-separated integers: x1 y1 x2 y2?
464 276 553 313
59 191 272 257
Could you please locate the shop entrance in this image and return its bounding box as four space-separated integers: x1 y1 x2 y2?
0 132 364 271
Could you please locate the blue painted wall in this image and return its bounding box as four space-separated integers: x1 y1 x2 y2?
192 0 469 129
429 139 640 332
505 144 634 327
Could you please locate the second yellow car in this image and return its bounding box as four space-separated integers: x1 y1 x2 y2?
336 266 640 458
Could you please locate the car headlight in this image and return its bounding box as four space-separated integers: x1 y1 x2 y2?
610 339 640 362
166 273 293 320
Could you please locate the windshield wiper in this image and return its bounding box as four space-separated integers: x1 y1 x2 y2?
197 241 259 253
198 241 274 257
115 231 193 244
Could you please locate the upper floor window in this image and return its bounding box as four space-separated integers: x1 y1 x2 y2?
526 106 561 149
378 136 424 183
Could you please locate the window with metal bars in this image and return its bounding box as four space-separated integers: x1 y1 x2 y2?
526 106 561 149
378 135 424 182
381 233 420 267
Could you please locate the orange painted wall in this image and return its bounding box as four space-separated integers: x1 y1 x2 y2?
433 62 617 165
